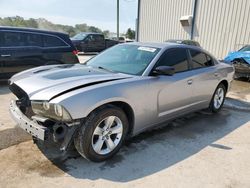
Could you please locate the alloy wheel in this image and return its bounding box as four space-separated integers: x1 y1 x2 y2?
213 87 225 109
91 116 123 155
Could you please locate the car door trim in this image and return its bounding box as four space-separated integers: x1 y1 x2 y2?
159 100 207 117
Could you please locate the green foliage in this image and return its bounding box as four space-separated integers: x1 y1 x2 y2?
102 30 110 38
0 16 110 37
125 28 135 39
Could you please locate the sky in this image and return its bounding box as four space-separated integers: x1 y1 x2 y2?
0 0 138 32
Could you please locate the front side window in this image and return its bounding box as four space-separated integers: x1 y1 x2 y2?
71 33 87 40
86 35 94 41
190 50 214 69
156 48 189 73
86 44 160 75
93 35 104 41
43 35 67 47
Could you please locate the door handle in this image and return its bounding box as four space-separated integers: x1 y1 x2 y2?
1 54 11 57
187 79 193 85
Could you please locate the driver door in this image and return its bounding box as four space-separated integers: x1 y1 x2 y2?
151 48 196 121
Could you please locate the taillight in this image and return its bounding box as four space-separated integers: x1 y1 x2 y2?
73 50 79 55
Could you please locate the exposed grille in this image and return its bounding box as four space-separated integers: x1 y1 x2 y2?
9 83 28 100
9 83 32 116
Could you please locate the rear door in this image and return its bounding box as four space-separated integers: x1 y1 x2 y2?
187 49 219 105
1 31 44 77
42 34 77 64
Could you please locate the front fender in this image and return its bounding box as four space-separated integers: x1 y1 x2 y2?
49 77 158 134
50 84 136 120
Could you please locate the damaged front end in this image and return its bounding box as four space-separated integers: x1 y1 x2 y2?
9 83 80 153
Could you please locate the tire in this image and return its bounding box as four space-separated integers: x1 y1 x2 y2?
74 105 129 162
209 83 226 113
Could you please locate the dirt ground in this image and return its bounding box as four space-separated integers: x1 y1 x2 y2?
0 60 250 188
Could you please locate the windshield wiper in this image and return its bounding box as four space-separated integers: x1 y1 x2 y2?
97 66 115 73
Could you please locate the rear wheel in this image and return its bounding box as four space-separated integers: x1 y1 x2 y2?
209 83 226 113
74 105 128 162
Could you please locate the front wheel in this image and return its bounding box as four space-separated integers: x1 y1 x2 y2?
209 83 226 113
74 105 128 162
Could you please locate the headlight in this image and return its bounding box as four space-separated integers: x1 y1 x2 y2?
43 102 50 110
54 104 63 117
31 101 72 122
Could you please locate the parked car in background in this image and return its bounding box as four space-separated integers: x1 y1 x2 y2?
71 32 118 53
0 27 79 79
111 37 134 43
9 42 234 162
166 39 201 47
224 45 250 79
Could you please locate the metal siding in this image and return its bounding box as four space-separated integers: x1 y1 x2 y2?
194 0 250 58
139 0 250 59
139 0 193 42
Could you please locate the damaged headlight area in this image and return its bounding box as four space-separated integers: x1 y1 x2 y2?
31 101 72 122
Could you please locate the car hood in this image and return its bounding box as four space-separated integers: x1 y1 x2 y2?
224 51 250 64
9 64 132 101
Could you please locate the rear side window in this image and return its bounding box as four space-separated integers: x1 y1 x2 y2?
156 48 189 73
2 32 25 47
0 32 3 47
26 33 43 47
190 50 214 69
43 35 68 47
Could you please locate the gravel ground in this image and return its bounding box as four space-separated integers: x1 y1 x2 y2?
0 61 250 188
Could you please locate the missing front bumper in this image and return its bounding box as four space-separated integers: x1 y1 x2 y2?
9 100 48 140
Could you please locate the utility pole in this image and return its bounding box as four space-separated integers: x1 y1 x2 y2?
117 0 119 40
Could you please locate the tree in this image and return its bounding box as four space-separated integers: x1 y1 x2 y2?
126 28 135 39
75 24 88 32
88 26 102 33
26 18 38 28
0 16 106 37
102 30 110 38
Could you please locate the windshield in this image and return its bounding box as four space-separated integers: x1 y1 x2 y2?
71 33 87 40
86 44 160 75
239 45 250 52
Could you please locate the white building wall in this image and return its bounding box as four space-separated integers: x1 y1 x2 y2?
139 0 193 42
138 0 250 59
193 0 250 58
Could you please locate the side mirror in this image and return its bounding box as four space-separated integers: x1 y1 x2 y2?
153 66 175 76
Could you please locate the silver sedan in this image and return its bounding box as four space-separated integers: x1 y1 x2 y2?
9 42 234 162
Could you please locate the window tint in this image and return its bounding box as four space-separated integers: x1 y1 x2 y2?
43 35 67 47
26 33 43 47
190 50 214 69
2 32 26 47
0 32 3 47
93 35 104 41
87 35 104 42
156 48 189 73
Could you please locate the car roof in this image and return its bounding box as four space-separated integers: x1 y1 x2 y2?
77 32 102 35
0 26 68 36
125 41 202 50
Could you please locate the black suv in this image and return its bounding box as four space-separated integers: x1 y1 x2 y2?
0 27 79 79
